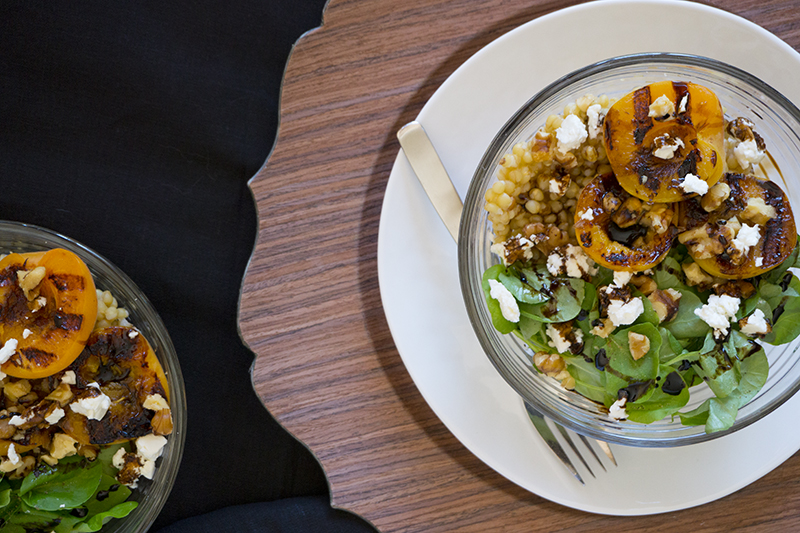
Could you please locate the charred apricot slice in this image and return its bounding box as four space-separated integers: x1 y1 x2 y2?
575 173 677 271
676 173 796 279
0 249 97 379
61 326 170 445
604 81 725 203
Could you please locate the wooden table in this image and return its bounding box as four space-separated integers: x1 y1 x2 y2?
239 1 800 530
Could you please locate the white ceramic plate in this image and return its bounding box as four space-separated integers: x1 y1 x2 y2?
378 0 800 515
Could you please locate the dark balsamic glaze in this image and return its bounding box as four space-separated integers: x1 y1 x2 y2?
617 380 653 402
661 371 686 396
608 221 647 248
594 349 609 371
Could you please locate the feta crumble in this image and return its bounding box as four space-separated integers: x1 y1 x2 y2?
680 173 709 195
741 309 769 336
555 114 588 154
732 223 761 255
695 294 740 338
648 95 675 118
607 297 644 327
7 444 19 466
586 104 603 139
70 386 112 421
487 279 520 323
734 139 765 169
653 135 684 160
45 407 65 425
578 209 594 221
678 94 688 114
612 271 632 288
0 339 18 365
755 256 763 267
546 324 582 354
609 397 628 420
61 370 76 385
21 329 31 340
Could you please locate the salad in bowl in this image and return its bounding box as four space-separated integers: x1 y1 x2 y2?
460 54 800 445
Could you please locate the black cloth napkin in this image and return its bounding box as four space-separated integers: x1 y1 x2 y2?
1 1 376 531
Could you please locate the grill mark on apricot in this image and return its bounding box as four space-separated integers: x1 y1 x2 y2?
53 312 83 331
49 273 86 292
632 86 654 145
15 348 57 367
673 81 692 126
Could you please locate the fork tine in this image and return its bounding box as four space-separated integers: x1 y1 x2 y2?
595 440 617 466
524 402 585 484
554 424 595 479
576 434 606 472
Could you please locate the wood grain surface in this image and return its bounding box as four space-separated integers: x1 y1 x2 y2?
239 0 800 531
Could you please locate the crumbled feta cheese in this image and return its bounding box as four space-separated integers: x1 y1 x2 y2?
648 95 675 118
609 397 627 420
45 408 65 425
678 95 688 114
143 393 169 412
695 294 740 338
565 245 597 278
612 271 632 288
546 252 563 277
490 242 507 265
0 339 18 365
21 329 31 340
755 256 763 267
129 329 139 339
136 434 168 462
61 370 76 385
7 444 19 466
665 288 682 302
9 414 29 426
734 139 765 169
546 324 582 354
487 279 520 323
653 135 684 159
547 245 598 279
112 447 127 470
70 389 112 421
586 104 603 139
578 209 594 221
741 309 769 336
607 297 644 327
555 114 588 154
680 173 709 195
732 223 761 254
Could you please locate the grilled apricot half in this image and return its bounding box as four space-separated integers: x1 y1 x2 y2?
676 173 796 279
575 173 677 272
0 249 97 379
61 326 170 445
604 81 725 203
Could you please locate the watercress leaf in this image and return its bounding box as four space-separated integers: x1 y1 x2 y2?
563 355 608 404
481 265 517 334
518 278 584 323
759 282 784 310
700 348 768 433
679 399 710 426
606 323 661 381
657 328 682 364
498 272 548 304
21 461 103 511
705 395 739 433
73 502 138 532
633 292 659 326
665 290 711 339
581 283 597 312
696 351 739 398
769 276 800 345
591 266 614 289
626 372 690 424
654 256 681 290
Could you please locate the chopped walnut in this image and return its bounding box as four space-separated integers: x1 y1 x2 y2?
714 280 756 300
590 317 615 338
611 196 645 228
701 182 731 212
740 197 776 226
640 204 673 234
628 332 651 361
648 289 682 323
631 275 658 296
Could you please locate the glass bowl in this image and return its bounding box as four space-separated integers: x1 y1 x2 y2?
0 221 186 531
459 53 800 447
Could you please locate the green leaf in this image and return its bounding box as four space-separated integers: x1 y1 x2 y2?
626 368 690 424
518 278 584 323
654 256 681 290
563 354 609 404
769 276 800 345
481 265 518 334
21 461 103 511
605 323 661 381
73 502 138 532
498 272 548 304
665 290 711 339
